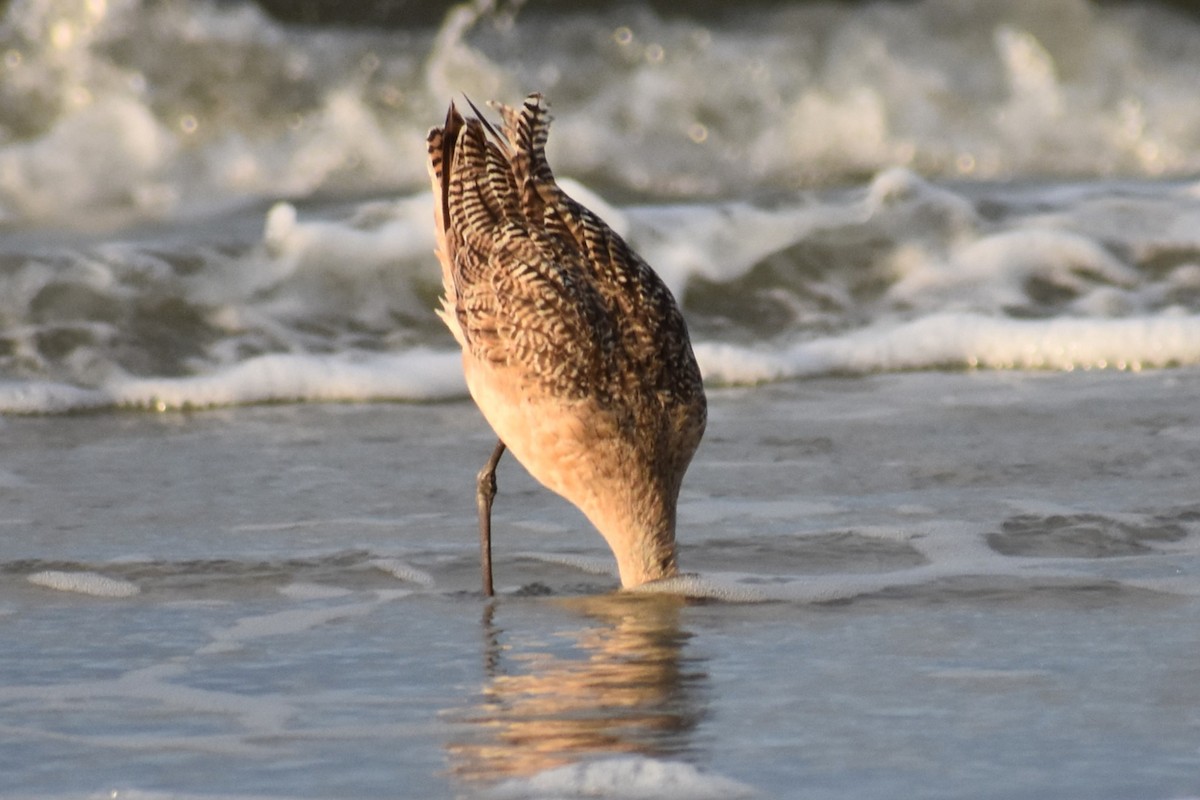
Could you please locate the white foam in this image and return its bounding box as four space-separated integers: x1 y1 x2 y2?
485 756 758 800
0 96 178 220
631 574 771 603
0 662 296 734
630 513 1175 604
198 589 411 654
0 350 466 414
3 0 1200 228
369 558 436 587
199 601 382 654
885 228 1139 314
58 791 294 800
0 381 115 414
629 200 846 300
634 568 967 605
277 582 354 600
255 199 438 326
117 350 465 410
516 552 618 578
696 313 1200 385
27 571 140 598
5 4 1200 416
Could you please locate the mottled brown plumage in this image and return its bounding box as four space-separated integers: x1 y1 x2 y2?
427 93 706 591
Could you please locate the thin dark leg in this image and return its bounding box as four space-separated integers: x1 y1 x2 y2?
476 440 506 597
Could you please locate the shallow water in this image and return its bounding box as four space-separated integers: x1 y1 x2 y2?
4 371 1200 798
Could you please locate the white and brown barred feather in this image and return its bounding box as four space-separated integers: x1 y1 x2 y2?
426 94 705 422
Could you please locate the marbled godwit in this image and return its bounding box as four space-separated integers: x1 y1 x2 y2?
426 94 706 595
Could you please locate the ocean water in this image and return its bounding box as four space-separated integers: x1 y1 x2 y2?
2 0 1200 797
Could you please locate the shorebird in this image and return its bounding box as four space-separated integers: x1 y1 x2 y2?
426 93 706 595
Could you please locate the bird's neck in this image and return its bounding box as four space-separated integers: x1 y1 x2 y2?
615 528 679 588
587 483 680 588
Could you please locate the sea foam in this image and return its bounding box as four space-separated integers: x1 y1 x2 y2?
6 309 1197 413
5 0 1200 225
696 313 1200 386
27 571 140 597
486 757 758 800
0 350 465 414
198 595 407 655
4 6 1200 415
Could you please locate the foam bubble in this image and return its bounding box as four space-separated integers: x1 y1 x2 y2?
636 568 971 605
485 756 758 800
370 558 436 587
27 571 140 597
631 574 771 603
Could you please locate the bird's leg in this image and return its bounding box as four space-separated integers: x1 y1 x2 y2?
476 440 506 597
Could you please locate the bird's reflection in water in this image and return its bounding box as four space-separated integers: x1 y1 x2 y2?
445 592 708 785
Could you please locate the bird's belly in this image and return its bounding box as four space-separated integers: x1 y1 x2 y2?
463 358 615 509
